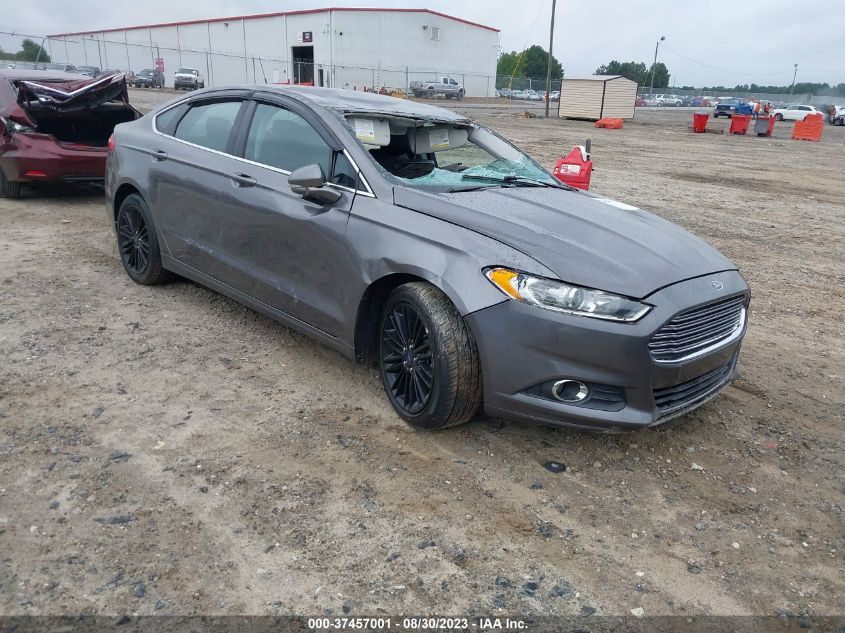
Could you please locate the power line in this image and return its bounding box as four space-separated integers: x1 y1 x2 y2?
659 43 786 78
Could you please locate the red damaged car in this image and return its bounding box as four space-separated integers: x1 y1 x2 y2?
0 69 140 198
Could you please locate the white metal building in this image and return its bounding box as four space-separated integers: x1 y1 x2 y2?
558 75 638 120
47 8 500 97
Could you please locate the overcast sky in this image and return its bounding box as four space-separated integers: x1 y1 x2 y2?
1 0 842 87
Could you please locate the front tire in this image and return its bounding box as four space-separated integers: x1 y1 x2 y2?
116 194 172 285
775 113 783 121
0 170 22 199
378 283 481 430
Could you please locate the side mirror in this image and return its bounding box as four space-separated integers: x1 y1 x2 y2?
288 164 342 205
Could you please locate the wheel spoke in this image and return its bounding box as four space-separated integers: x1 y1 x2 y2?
389 311 407 345
383 329 405 354
416 364 433 388
380 301 434 416
403 366 412 405
383 353 403 373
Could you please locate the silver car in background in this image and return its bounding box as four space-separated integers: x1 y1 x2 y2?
105 87 749 432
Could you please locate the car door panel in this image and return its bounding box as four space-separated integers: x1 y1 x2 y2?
147 96 250 273
208 99 361 337
215 168 355 335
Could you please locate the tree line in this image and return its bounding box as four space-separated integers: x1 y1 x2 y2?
0 39 52 63
594 60 670 89
497 45 563 81
498 49 843 96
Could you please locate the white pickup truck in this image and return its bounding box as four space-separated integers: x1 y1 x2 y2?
409 77 465 100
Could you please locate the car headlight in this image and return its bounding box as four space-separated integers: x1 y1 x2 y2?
485 267 651 322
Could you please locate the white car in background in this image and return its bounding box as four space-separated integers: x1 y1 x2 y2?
771 104 822 121
655 94 683 106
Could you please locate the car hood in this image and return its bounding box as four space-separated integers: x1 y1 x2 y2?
16 72 128 113
393 186 736 299
175 73 196 78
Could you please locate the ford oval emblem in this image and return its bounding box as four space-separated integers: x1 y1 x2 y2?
710 280 724 290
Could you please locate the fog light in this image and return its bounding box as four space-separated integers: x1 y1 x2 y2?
552 379 589 403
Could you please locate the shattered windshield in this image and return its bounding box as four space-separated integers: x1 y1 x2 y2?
341 113 557 191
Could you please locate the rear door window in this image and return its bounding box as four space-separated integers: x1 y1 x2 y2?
173 100 243 153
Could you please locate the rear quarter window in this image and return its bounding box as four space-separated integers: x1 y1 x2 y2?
173 100 243 153
155 103 189 136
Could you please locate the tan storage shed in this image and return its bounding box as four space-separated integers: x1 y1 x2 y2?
558 75 637 121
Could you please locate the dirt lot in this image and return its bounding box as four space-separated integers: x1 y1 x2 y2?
1 94 843 621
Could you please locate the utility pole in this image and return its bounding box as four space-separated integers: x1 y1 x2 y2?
649 35 665 95
544 0 557 118
790 63 798 95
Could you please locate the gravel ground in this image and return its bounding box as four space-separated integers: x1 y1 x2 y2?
0 93 843 620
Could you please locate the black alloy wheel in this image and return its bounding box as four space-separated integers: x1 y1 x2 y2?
381 302 433 416
377 282 482 430
117 202 150 276
115 193 172 285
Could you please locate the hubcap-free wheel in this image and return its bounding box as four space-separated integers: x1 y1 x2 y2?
377 283 482 430
381 302 433 415
117 203 150 276
114 193 172 285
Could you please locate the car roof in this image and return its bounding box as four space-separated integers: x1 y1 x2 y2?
250 85 468 121
0 68 91 82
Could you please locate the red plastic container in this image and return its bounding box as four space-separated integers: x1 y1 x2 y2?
693 113 709 133
553 145 592 190
729 114 752 135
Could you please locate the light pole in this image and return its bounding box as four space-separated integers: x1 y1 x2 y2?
544 0 557 118
649 35 665 95
789 63 798 95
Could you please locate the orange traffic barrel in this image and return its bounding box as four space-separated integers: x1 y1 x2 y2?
693 113 709 133
729 114 752 135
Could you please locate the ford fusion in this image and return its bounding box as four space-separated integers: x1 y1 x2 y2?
105 87 749 432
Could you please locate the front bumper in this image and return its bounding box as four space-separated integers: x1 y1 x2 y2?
466 271 748 432
174 79 197 88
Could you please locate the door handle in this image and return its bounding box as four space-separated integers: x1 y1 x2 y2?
151 149 168 161
231 173 257 188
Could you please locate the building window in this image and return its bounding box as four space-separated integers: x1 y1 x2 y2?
430 27 440 41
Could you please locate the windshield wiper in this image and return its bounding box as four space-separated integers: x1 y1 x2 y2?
447 184 509 192
460 174 563 188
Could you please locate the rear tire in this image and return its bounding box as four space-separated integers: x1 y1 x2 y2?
116 193 173 285
0 170 21 199
378 282 482 430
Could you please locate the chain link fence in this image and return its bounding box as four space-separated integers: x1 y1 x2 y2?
2 30 564 109
636 86 845 107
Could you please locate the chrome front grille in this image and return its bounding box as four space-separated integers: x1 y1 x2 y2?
649 295 747 363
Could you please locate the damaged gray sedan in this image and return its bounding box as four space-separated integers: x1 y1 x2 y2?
105 87 749 431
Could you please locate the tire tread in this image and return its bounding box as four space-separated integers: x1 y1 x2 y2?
382 282 482 429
